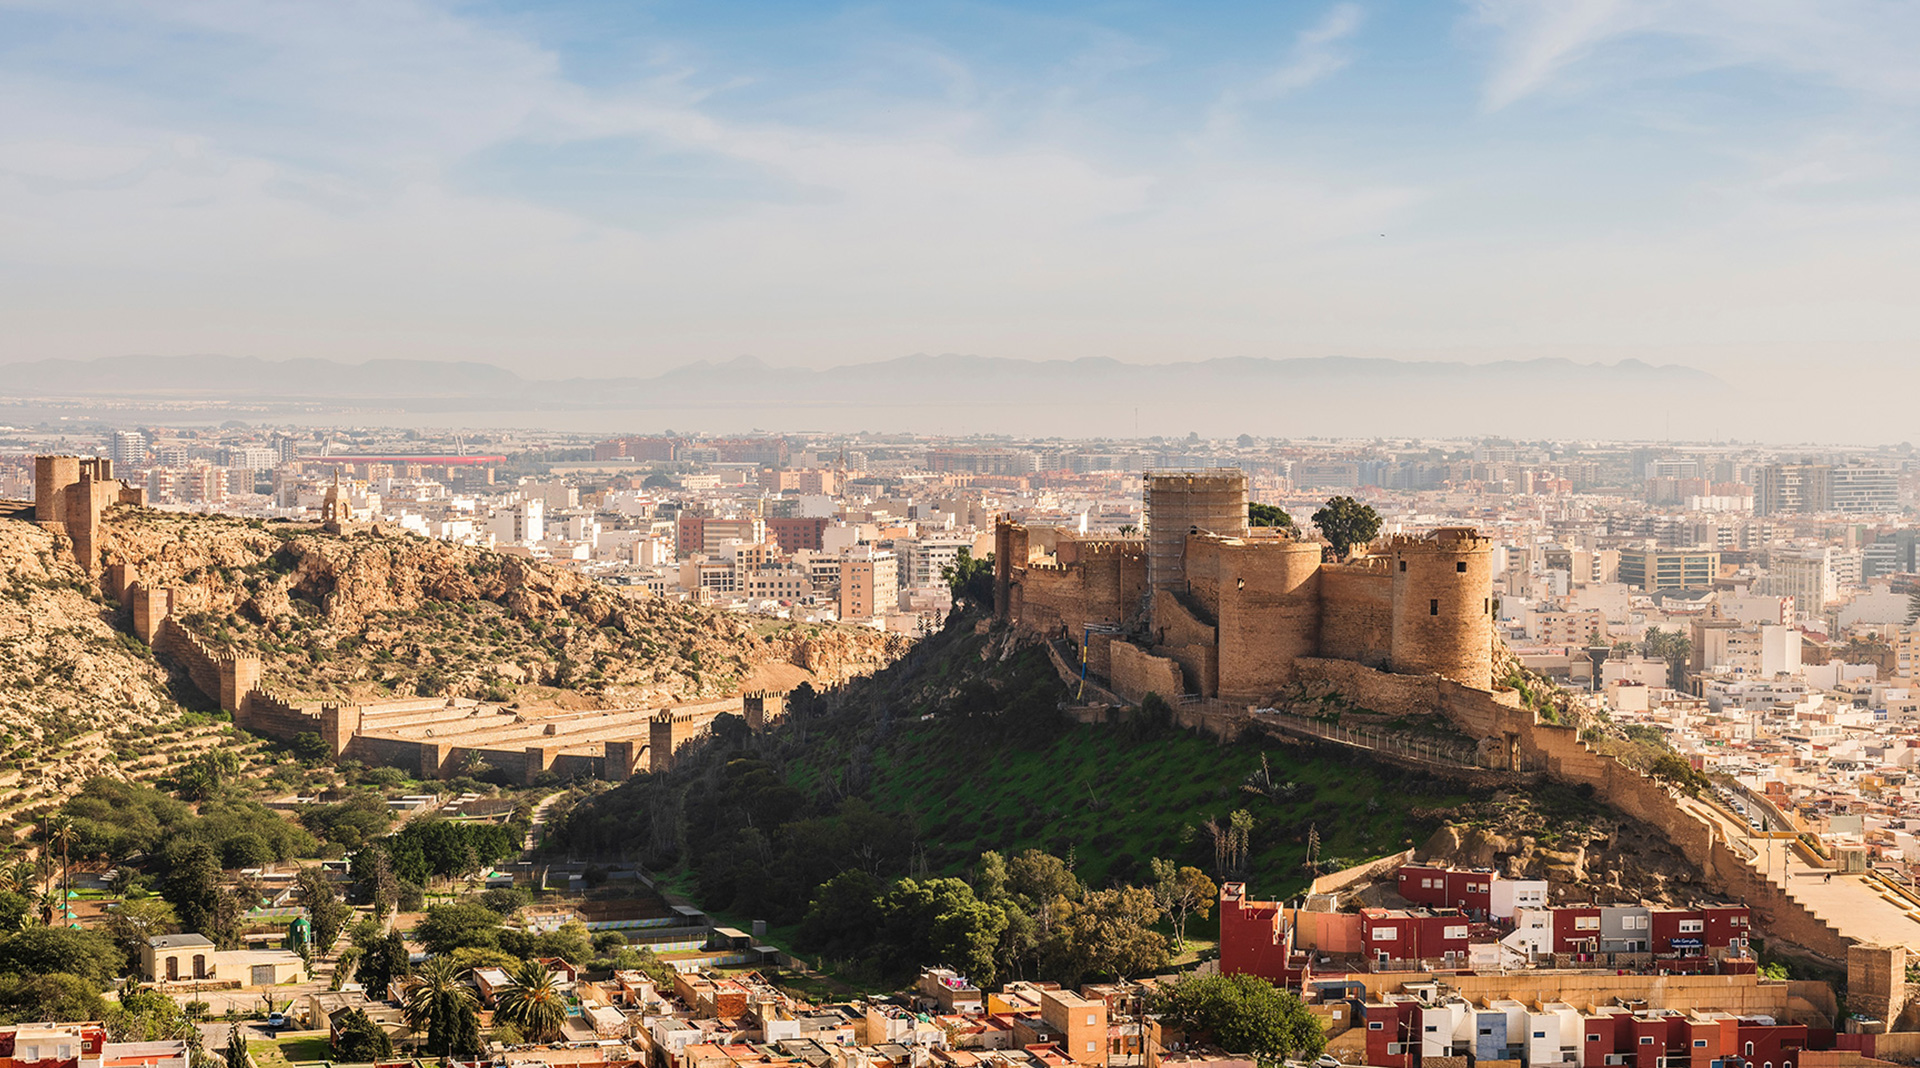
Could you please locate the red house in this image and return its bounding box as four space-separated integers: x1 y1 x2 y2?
1552 906 1603 956
1738 1021 1809 1068
1359 907 1472 968
1396 864 1495 917
1218 883 1304 986
1361 1000 1420 1068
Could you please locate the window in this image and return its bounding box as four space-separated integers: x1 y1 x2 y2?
1590 1036 1602 1043
1482 1029 1495 1037
1535 1032 1547 1040
1370 1023 1385 1031
1088 1015 1097 1026
1679 920 1704 933
1445 926 1469 939
1575 916 1599 930
1746 1044 1756 1057
1088 1044 1097 1053
1695 1040 1709 1048
1642 1038 1657 1046
1400 560 1408 572
1373 927 1399 940
1431 599 1440 616
1457 561 1468 572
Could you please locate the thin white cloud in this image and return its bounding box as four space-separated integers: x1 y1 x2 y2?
1472 0 1920 110
1254 2 1366 98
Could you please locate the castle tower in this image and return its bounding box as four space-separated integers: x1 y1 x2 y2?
1387 527 1495 689
34 455 80 530
1143 470 1248 592
992 517 1030 622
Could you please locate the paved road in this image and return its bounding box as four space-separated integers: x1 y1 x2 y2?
1668 791 1920 950
1749 837 1920 949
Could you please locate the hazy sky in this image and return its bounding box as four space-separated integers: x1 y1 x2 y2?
4 0 1920 392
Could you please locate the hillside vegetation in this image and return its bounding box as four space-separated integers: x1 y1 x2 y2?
96 508 898 706
558 620 1483 922
0 513 264 831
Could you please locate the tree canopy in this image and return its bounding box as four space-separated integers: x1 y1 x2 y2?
1310 497 1381 560
1248 503 1293 530
1149 972 1326 1065
941 549 995 613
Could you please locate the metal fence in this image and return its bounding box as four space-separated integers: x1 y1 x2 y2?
1248 707 1487 770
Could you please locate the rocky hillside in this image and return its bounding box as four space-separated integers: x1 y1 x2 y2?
1408 791 1716 907
95 508 902 706
0 511 240 830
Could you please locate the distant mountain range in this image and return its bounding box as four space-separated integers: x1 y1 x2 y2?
0 352 1730 438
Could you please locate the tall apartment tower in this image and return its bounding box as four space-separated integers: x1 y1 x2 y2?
110 430 147 470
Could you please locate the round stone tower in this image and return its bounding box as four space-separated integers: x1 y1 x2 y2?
1388 526 1495 689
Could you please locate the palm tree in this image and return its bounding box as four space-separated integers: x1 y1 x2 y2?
493 959 567 1043
44 816 74 925
402 958 482 1061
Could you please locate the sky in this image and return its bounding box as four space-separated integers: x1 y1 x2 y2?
3 0 1920 408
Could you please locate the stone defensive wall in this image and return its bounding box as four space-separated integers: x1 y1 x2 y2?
100 542 735 785
993 506 1496 705
1286 657 1852 963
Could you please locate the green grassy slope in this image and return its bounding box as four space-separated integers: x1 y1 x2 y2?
863 717 1479 894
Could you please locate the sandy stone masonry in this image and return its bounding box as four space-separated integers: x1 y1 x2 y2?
996 469 1495 704
30 455 790 783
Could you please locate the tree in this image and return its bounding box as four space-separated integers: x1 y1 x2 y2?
1641 626 1693 690
1310 496 1380 559
356 931 411 996
415 902 505 956
941 549 996 613
1149 859 1217 951
1006 849 1081 940
403 958 483 1061
0 972 108 1024
224 1022 249 1068
295 867 352 954
330 1007 393 1062
799 869 884 958
0 926 125 988
43 815 75 924
105 897 178 958
1149 972 1326 1064
1248 503 1293 530
1043 886 1166 984
494 959 568 1043
161 841 239 946
878 877 1007 988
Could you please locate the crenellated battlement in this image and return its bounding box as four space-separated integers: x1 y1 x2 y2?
996 471 1497 704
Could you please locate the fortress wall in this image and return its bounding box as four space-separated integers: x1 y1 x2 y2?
1294 656 1851 963
241 691 321 741
1110 640 1185 703
343 733 430 772
1341 971 1796 1018
1316 565 1393 669
154 616 228 708
1020 564 1081 636
1150 591 1218 697
993 521 1029 622
550 753 604 780
1017 541 1146 642
1210 538 1323 702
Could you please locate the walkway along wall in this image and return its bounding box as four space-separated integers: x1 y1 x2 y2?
1287 657 1853 964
